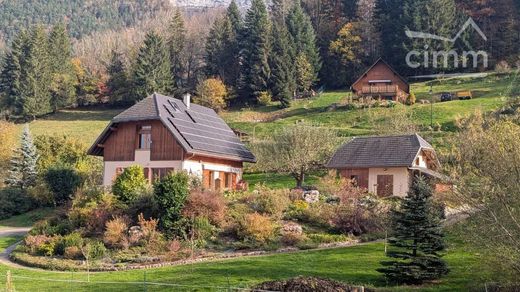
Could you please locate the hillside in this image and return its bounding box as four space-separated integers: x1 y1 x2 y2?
23 72 516 145
0 0 172 41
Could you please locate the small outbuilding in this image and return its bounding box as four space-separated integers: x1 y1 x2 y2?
351 58 410 102
326 134 446 197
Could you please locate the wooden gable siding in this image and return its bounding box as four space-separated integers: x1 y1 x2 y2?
187 155 243 168
339 168 369 189
103 120 184 162
103 121 139 161
150 120 184 161
352 62 409 95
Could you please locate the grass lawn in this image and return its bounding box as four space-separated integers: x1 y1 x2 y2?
0 236 22 253
0 209 53 230
243 172 323 189
0 235 495 292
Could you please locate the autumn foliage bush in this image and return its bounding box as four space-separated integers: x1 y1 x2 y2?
182 189 227 226
103 216 129 249
238 213 277 244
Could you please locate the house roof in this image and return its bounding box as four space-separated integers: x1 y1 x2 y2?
326 134 435 169
88 93 256 163
351 58 408 88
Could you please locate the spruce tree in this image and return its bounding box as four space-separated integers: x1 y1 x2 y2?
0 32 24 115
238 0 271 103
286 1 321 85
131 31 172 102
166 9 186 91
5 124 39 190
378 176 449 284
269 22 295 107
48 23 76 112
226 0 243 35
18 25 52 119
106 50 129 105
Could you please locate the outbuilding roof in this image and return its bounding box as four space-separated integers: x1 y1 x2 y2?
326 134 435 169
88 93 256 163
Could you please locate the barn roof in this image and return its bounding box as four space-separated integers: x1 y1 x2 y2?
88 93 256 163
326 134 435 169
351 58 408 88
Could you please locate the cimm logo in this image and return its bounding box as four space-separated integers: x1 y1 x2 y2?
405 18 488 72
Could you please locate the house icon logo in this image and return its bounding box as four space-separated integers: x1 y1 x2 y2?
405 17 489 73
405 18 488 43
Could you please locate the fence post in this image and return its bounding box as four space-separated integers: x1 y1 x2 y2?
5 270 14 292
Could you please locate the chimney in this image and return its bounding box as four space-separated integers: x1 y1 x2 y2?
183 92 191 109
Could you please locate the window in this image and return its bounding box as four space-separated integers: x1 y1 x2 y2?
224 173 231 188
138 125 152 149
415 157 420 165
350 175 359 186
152 168 174 180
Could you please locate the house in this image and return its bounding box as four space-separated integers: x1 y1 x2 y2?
351 58 410 102
326 134 445 197
88 93 256 190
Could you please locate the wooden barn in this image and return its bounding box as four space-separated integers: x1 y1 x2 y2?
351 58 410 102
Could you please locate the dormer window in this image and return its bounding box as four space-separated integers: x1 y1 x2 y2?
138 125 152 149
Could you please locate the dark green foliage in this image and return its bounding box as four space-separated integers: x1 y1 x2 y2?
0 33 23 114
0 187 35 220
48 23 76 112
111 165 148 204
5 125 39 190
167 9 186 91
153 171 190 236
0 0 170 41
269 23 295 108
44 167 82 205
106 50 130 105
286 1 321 86
205 16 238 87
378 176 449 284
131 31 172 102
238 0 271 103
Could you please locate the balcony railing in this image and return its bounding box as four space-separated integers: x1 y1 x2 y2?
361 85 399 94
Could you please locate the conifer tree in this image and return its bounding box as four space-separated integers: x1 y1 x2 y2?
269 22 295 107
48 23 76 112
238 0 271 103
106 50 129 105
0 32 24 114
226 0 243 35
131 31 172 102
378 176 449 284
5 124 39 190
18 25 52 119
286 1 321 85
166 9 186 90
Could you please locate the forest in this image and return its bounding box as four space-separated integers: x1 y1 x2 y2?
0 0 519 119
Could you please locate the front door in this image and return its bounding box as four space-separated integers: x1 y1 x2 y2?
377 175 393 197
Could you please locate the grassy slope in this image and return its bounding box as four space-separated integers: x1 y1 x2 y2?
0 238 495 291
0 209 53 230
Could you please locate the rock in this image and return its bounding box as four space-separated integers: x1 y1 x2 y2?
282 222 303 235
128 226 143 244
303 190 320 203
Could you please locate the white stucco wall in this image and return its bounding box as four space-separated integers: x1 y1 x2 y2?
103 150 243 186
368 167 410 197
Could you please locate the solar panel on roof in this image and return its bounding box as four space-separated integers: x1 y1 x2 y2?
163 104 175 118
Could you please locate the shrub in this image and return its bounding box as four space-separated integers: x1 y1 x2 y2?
112 165 148 204
44 166 82 205
83 240 107 260
192 216 217 247
182 189 226 226
307 233 349 244
406 93 416 105
64 246 82 259
257 91 272 106
0 188 35 219
247 186 291 219
331 204 383 236
59 232 84 253
238 213 277 244
195 78 228 112
153 171 190 235
285 200 309 219
281 232 305 246
127 191 158 221
24 235 52 255
137 213 165 253
103 217 129 249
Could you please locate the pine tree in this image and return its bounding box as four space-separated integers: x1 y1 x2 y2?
131 31 172 102
166 9 186 91
238 0 271 103
0 32 24 115
106 50 129 105
5 124 39 190
48 23 76 112
269 22 295 107
286 1 321 85
226 0 243 35
378 176 449 284
18 25 52 119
